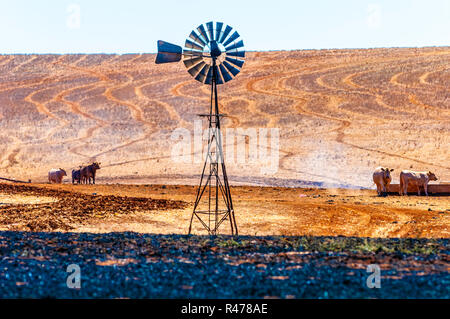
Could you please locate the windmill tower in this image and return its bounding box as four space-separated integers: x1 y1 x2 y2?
156 22 245 235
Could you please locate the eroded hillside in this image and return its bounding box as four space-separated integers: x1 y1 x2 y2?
0 48 449 187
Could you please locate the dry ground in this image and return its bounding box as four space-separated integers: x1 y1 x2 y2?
1 183 448 298
0 48 449 188
1 183 448 238
0 48 449 299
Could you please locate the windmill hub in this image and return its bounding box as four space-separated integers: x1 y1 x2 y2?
209 41 222 58
155 21 244 236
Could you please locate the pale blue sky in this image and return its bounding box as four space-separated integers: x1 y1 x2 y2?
0 0 448 53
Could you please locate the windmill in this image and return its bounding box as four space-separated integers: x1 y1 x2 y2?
156 21 245 235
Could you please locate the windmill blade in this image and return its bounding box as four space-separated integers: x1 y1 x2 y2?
197 24 210 43
195 64 211 83
183 49 204 57
205 66 224 85
226 50 245 58
225 57 244 68
205 67 213 84
185 39 204 52
219 64 233 82
218 25 232 44
155 40 182 64
215 65 224 84
189 30 206 47
225 40 244 52
222 61 240 77
183 57 203 69
206 21 215 41
215 22 223 42
187 61 206 77
223 31 240 47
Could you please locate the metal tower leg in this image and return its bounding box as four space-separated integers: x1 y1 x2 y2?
188 59 237 236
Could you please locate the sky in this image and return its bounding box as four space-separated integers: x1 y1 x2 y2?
0 0 449 53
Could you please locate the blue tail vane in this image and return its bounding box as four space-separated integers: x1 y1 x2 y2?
156 40 182 64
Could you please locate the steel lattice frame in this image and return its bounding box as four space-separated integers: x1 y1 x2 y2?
155 21 244 235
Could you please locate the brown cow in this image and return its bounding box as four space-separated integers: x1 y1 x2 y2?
80 162 101 185
399 170 438 196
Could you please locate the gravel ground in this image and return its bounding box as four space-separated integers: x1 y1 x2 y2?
0 232 448 298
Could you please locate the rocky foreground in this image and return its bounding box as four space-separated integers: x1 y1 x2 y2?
0 232 448 298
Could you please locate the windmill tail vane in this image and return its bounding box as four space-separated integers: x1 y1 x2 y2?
156 21 245 235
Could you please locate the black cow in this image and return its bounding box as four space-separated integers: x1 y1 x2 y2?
80 162 101 185
72 169 81 184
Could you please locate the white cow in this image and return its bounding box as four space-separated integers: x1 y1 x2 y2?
48 168 67 184
373 167 394 196
399 170 438 196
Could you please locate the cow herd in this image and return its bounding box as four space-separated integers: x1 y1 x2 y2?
48 162 101 185
49 163 438 195
373 167 438 197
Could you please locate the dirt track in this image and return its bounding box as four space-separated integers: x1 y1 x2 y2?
0 183 448 238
